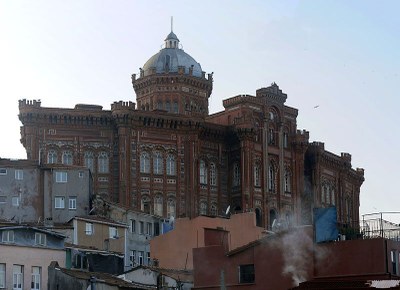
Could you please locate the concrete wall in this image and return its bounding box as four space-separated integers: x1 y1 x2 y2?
150 212 264 270
0 244 65 290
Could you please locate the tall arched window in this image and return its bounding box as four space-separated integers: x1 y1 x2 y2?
254 164 260 187
268 164 275 191
62 150 73 165
173 102 178 113
199 160 207 184
165 101 171 112
47 150 57 164
210 162 217 186
255 208 262 227
98 151 109 173
284 169 291 193
153 152 163 175
166 154 176 176
167 198 176 218
157 101 163 110
233 162 240 187
84 151 94 172
154 195 163 216
140 152 150 173
200 201 207 215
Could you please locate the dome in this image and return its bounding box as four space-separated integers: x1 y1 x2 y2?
142 31 203 78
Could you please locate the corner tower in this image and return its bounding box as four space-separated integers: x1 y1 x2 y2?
132 29 213 117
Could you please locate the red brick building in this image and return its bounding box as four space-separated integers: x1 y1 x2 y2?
18 29 364 229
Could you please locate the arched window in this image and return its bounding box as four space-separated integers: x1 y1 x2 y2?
153 152 163 175
321 185 326 204
167 198 176 218
166 154 176 176
165 101 171 112
269 209 277 229
255 208 262 227
173 102 178 113
254 164 260 187
200 201 207 215
283 132 289 148
268 164 275 191
199 160 207 184
84 151 94 172
210 162 217 186
157 101 163 110
154 195 163 216
47 150 57 164
141 196 150 214
233 162 240 187
210 204 217 216
62 150 73 165
140 152 150 173
284 169 291 193
268 128 275 145
98 151 109 173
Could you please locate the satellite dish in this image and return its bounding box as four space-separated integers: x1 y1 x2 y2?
225 205 231 216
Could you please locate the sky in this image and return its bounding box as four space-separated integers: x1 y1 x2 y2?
0 0 399 219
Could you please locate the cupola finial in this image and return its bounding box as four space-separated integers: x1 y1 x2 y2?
171 16 173 32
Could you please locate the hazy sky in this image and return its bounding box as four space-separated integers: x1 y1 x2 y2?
1 0 399 218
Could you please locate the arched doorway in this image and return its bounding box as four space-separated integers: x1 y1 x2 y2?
269 209 277 230
255 208 262 227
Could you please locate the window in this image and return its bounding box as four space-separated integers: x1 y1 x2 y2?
146 223 152 236
210 204 217 216
0 168 7 175
31 266 41 290
154 195 163 216
233 163 240 187
140 152 150 173
55 197 65 209
239 264 255 284
0 196 5 203
62 151 73 165
129 250 136 266
139 221 144 234
0 263 5 288
153 152 163 175
199 160 207 184
154 222 160 236
173 102 178 113
138 251 144 265
55 171 67 183
254 164 260 187
98 151 109 173
2 230 14 243
284 169 291 192
141 196 150 214
268 165 275 191
35 233 46 246
84 151 94 172
47 150 57 164
200 201 207 215
167 199 176 219
166 155 176 176
69 197 77 210
210 163 217 186
392 250 398 275
165 101 171 112
268 128 275 145
12 197 19 207
130 219 136 233
15 170 23 180
146 252 151 265
109 227 118 239
85 223 94 235
283 132 289 148
13 265 23 290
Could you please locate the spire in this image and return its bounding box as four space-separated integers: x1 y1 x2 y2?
165 17 179 49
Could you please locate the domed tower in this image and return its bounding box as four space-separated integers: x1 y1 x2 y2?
132 29 213 117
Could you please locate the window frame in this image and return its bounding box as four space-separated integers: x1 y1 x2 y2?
109 227 119 239
35 233 46 246
85 223 94 235
2 230 14 243
68 197 77 210
15 170 23 180
55 171 67 183
239 264 255 284
31 266 41 290
54 196 65 209
12 264 23 290
0 263 5 288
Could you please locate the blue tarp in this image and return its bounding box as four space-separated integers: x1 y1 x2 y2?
162 222 174 234
314 207 338 243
